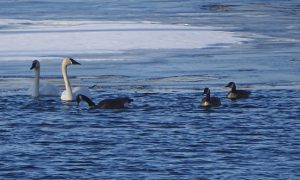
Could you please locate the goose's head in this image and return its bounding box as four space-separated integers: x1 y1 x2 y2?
225 82 236 89
202 87 210 96
30 60 40 70
76 94 83 105
62 57 81 66
123 97 133 103
122 97 133 108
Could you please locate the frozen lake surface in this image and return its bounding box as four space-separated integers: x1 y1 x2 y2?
0 0 300 179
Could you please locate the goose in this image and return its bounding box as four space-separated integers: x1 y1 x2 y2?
77 94 133 109
60 57 91 101
201 87 221 107
225 82 250 99
29 60 60 97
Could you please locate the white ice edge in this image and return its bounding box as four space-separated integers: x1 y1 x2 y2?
0 19 250 60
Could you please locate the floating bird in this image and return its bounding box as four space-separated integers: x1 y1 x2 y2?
225 82 250 99
77 94 133 109
29 60 60 97
201 87 221 107
60 57 91 101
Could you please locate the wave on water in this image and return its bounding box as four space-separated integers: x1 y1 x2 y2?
0 19 250 61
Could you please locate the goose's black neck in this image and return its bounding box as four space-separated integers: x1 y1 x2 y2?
231 84 237 92
205 92 211 101
78 95 96 107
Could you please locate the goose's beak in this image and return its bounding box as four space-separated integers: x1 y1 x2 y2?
30 65 35 70
70 58 81 65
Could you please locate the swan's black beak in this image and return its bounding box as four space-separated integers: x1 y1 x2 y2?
70 58 81 65
30 60 38 70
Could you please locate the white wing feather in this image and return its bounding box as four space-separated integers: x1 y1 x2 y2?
39 82 60 96
28 82 60 97
61 87 91 101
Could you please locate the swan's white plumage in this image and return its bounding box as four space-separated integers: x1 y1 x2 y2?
29 60 60 97
60 57 91 101
61 87 91 101
28 82 60 97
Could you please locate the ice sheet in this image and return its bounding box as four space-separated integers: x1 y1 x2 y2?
0 20 249 59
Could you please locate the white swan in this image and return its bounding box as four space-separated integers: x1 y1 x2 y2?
29 60 60 97
60 57 91 101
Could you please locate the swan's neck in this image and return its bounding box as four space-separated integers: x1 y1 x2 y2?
62 64 73 100
33 68 40 97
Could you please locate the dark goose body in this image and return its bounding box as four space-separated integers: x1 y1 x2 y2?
225 82 250 99
201 88 221 107
77 94 133 109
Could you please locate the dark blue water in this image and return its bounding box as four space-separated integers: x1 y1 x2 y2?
1 88 300 179
1 0 300 179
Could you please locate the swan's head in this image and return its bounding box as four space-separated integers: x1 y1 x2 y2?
30 60 40 70
63 57 81 66
202 87 210 96
225 82 236 88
